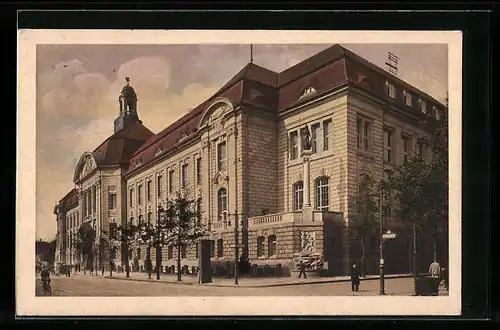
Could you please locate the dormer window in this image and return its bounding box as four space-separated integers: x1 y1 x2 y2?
299 86 317 99
134 159 142 168
404 91 413 107
154 148 162 157
434 106 441 120
387 82 396 99
178 132 188 143
420 99 427 114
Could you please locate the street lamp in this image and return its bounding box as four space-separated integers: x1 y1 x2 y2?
380 229 396 295
222 210 244 285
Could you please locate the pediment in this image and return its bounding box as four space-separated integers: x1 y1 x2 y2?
212 171 229 185
200 99 234 128
74 152 98 183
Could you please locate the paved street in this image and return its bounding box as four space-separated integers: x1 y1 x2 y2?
35 274 448 297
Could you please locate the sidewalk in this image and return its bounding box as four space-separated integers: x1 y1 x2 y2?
103 271 413 288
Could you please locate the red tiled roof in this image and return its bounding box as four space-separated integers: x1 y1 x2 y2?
126 81 245 175
92 121 154 167
278 58 348 111
125 44 447 174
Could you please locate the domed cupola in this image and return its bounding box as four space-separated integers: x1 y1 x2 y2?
114 77 141 133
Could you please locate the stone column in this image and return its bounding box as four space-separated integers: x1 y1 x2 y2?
302 150 312 207
302 149 314 222
201 138 211 230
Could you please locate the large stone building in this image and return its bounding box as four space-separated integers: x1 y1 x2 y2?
54 44 447 276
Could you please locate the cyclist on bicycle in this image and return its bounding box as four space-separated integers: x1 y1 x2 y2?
40 266 51 295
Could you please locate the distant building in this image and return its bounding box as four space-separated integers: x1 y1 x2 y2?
55 44 447 276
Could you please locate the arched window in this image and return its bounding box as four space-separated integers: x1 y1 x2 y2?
129 217 134 226
315 177 330 211
257 236 265 257
292 181 304 211
217 239 224 258
268 235 277 257
218 188 227 221
147 212 152 225
138 215 143 226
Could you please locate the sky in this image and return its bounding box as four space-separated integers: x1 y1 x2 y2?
36 43 448 241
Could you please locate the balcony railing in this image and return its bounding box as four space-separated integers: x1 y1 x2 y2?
248 211 302 229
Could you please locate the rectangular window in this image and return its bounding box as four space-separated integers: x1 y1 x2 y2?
290 131 298 160
129 189 134 207
168 246 173 259
217 141 227 171
316 177 330 211
181 245 187 259
257 236 265 257
421 100 427 114
363 121 370 151
311 123 320 153
169 170 174 193
384 129 393 163
157 175 163 198
268 235 277 257
323 119 332 151
181 163 189 189
92 189 97 213
196 158 202 184
210 240 215 258
147 180 152 202
405 91 413 107
401 135 410 164
293 182 304 211
217 239 223 258
418 144 425 159
108 192 116 210
138 185 143 205
388 83 396 99
356 118 362 149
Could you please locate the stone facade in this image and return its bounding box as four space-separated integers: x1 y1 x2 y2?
55 45 447 277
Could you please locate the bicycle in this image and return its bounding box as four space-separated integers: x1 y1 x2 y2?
41 279 52 296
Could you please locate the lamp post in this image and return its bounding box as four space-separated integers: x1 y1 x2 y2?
379 229 396 295
223 210 244 285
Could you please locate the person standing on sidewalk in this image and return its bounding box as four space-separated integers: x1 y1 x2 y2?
428 260 441 295
350 263 360 292
297 260 307 279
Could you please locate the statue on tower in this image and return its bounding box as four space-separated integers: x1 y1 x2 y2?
300 125 312 151
119 77 137 114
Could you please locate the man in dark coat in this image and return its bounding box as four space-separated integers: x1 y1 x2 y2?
350 263 361 292
298 260 307 279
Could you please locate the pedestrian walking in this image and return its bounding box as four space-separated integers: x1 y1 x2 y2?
297 260 307 279
350 263 360 293
428 260 441 295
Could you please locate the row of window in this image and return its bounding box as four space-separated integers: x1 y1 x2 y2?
292 177 330 211
357 116 426 163
131 235 279 261
82 188 97 218
128 141 228 208
66 212 80 230
386 81 442 120
289 119 332 160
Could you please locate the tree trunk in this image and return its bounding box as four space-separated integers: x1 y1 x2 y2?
125 244 130 278
146 246 152 279
109 250 113 277
433 222 438 262
177 244 182 281
156 245 161 280
360 236 366 277
412 222 418 295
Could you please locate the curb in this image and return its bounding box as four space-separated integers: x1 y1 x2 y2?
103 274 413 288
